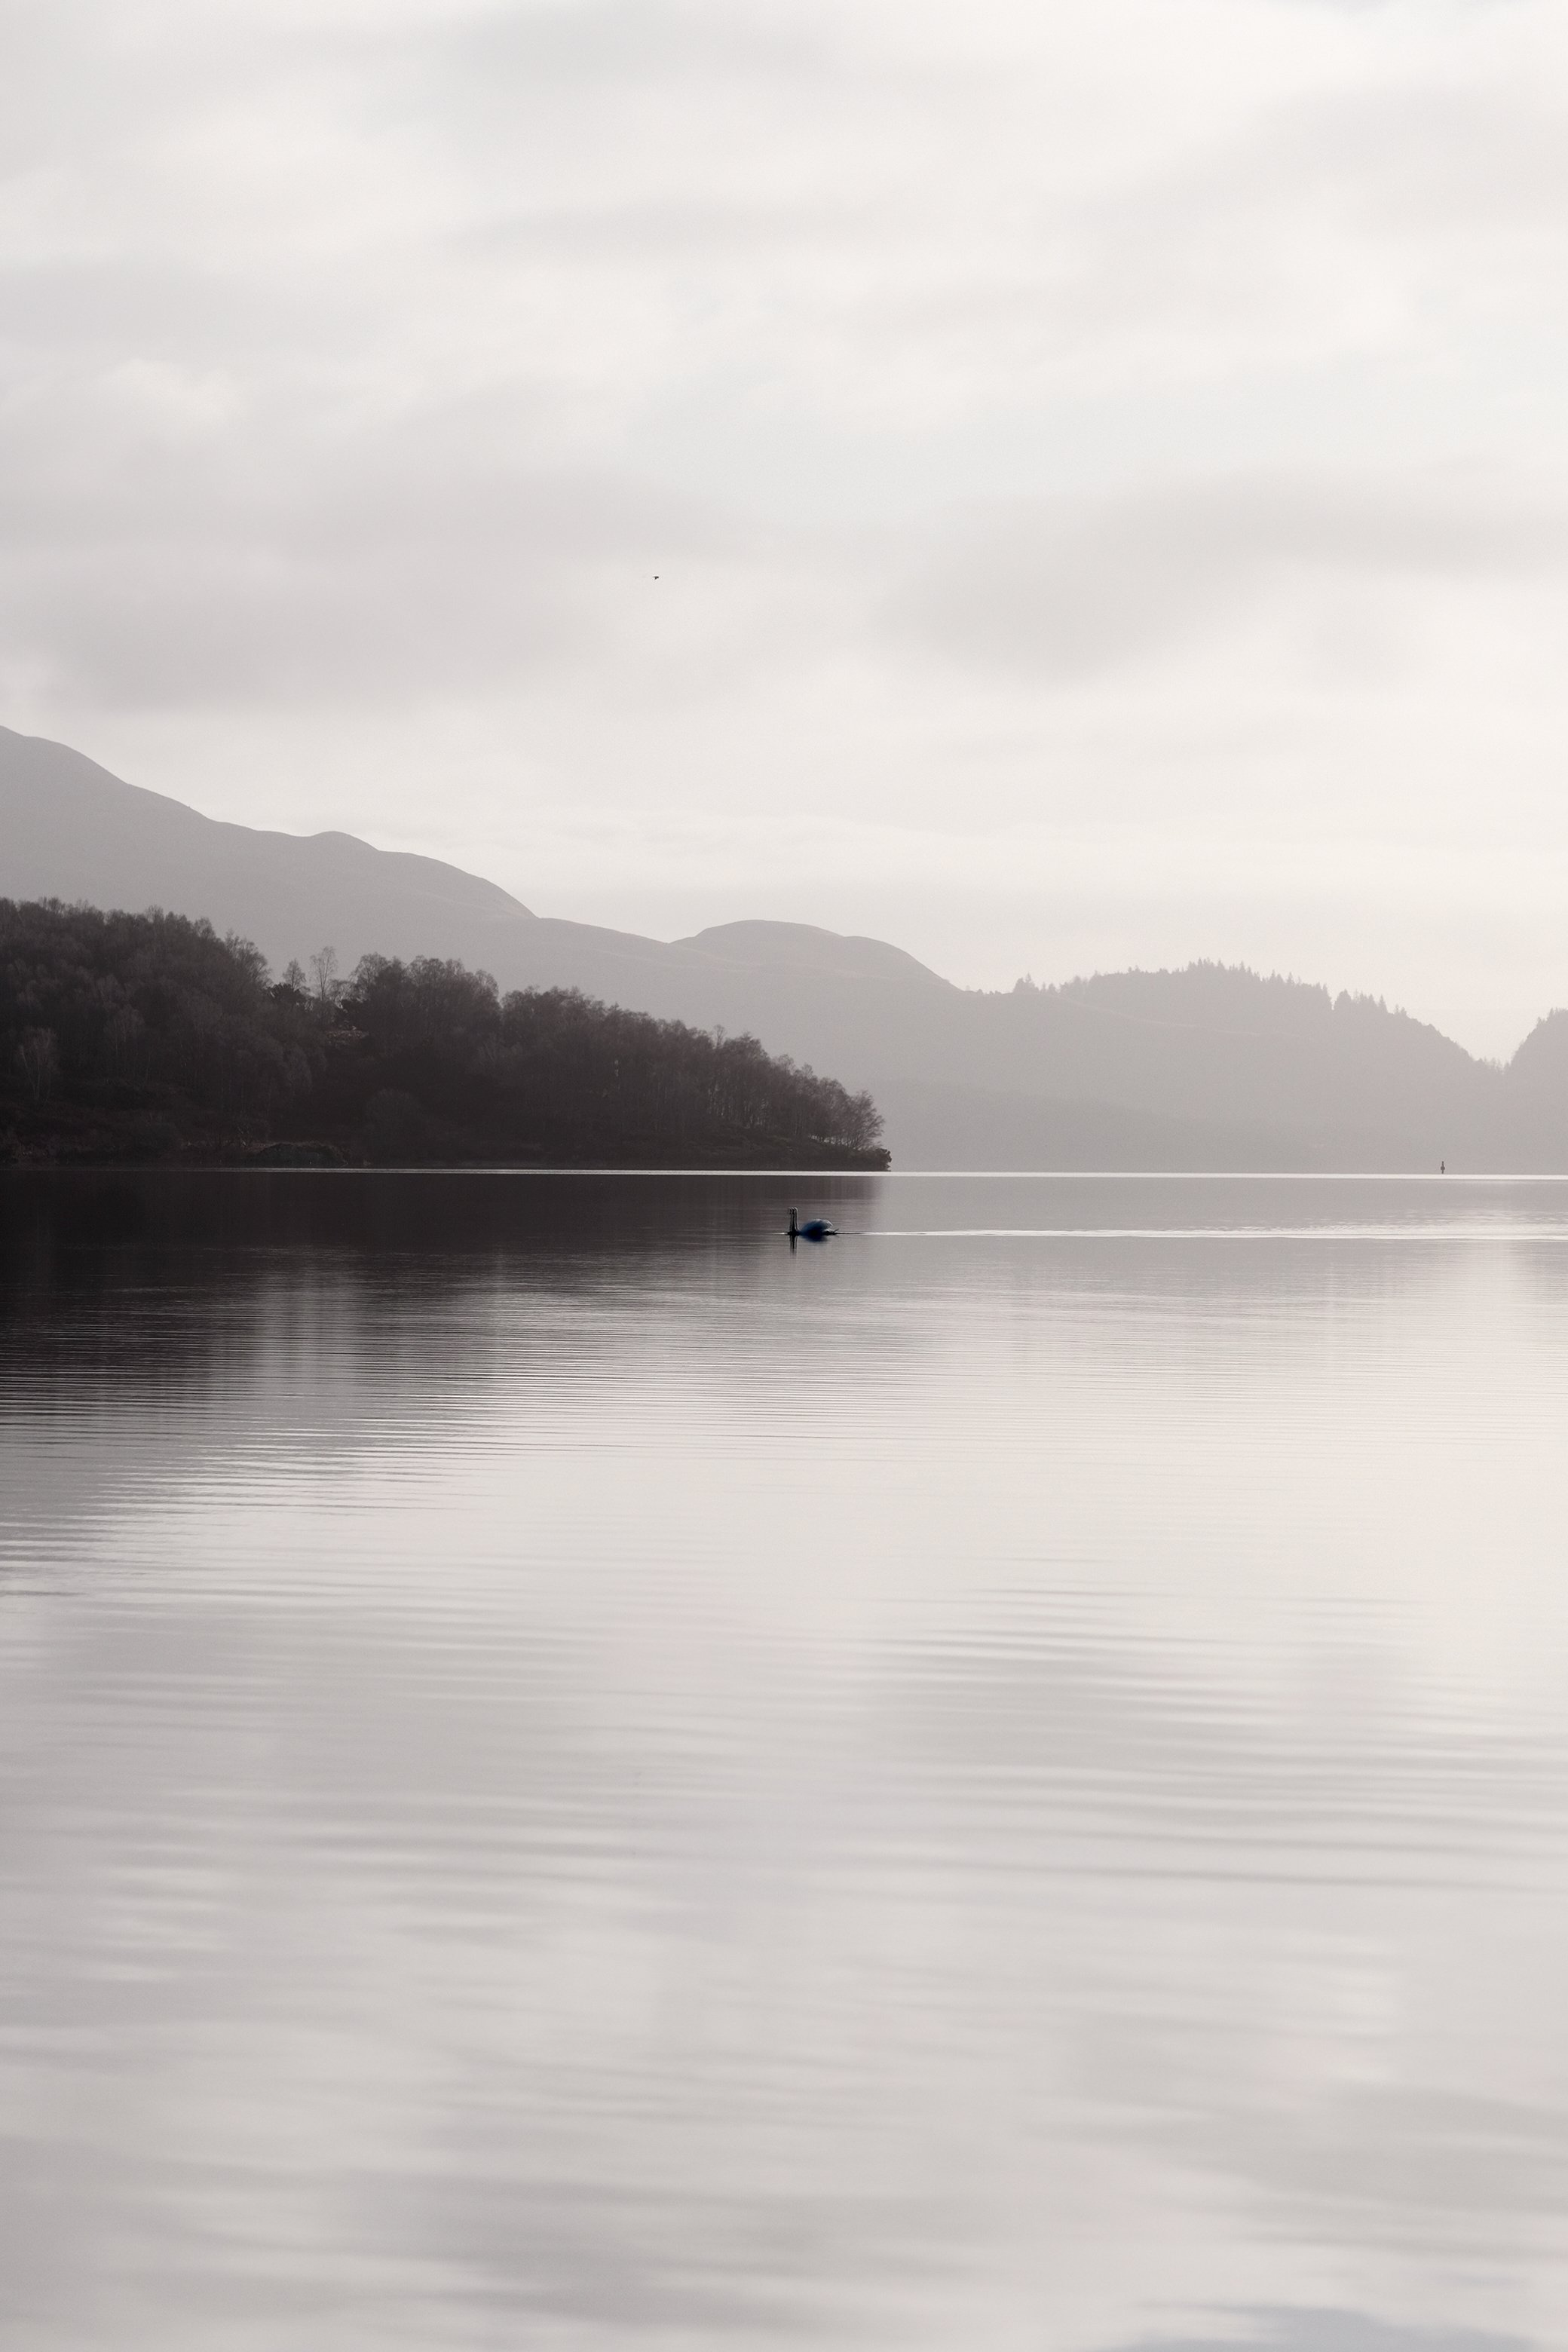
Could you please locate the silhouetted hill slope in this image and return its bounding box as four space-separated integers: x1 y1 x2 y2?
1507 1009 1568 1097
1498 1009 1568 1166
0 725 537 968
678 920 952 991
5 723 1565 1168
868 1074 1320 1173
986 968 1498 1165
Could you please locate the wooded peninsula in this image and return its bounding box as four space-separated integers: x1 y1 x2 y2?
0 900 889 1168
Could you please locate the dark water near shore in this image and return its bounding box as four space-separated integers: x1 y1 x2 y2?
5 1169 1568 2351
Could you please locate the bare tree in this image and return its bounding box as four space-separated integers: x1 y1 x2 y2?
16 1027 60 1102
309 946 341 1007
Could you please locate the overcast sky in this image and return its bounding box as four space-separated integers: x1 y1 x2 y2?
5 0 1568 1051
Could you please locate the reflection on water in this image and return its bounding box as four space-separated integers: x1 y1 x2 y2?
3 1171 1568 2350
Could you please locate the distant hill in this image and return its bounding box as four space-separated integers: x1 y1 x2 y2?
4 722 1566 1169
0 724 537 967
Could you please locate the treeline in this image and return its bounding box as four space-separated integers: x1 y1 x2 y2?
0 900 888 1167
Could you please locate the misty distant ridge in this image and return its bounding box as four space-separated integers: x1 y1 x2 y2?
1043 962 1456 1043
675 920 952 991
4 721 1566 1169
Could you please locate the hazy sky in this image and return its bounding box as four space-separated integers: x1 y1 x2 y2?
5 0 1568 1052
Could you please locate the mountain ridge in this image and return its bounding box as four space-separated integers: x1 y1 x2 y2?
3 722 1563 1168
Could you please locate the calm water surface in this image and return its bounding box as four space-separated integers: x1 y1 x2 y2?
3 1171 1568 2351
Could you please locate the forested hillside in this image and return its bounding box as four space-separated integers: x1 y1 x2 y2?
0 900 888 1168
12 728 1568 1168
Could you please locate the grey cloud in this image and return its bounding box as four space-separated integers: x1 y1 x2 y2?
1113 2316 1524 2352
1239 85 1568 240
0 366 746 705
1035 112 1568 394
883 474 1568 681
434 0 832 91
